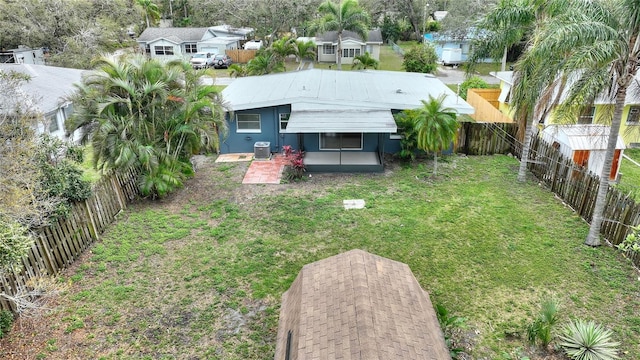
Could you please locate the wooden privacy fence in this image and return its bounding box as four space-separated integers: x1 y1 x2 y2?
456 122 518 155
225 49 257 64
525 136 640 267
0 168 139 312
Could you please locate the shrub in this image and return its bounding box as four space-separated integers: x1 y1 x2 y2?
0 309 14 338
526 296 560 348
403 44 438 74
559 320 620 360
459 76 490 100
282 145 305 181
393 110 420 161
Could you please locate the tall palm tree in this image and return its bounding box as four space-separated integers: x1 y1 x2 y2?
352 52 378 69
522 0 640 246
312 0 370 70
67 55 228 197
136 0 161 28
414 95 460 176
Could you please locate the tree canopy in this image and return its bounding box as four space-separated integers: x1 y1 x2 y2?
67 55 228 198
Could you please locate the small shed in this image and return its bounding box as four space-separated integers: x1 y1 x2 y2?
274 249 450 360
542 124 625 181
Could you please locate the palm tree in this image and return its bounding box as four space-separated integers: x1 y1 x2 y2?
270 36 296 61
312 0 370 70
228 63 248 78
352 52 378 70
246 51 286 75
515 0 640 246
293 40 316 63
414 95 460 176
67 55 228 197
136 0 161 28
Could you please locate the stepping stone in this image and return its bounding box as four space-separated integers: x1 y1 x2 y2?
343 199 365 209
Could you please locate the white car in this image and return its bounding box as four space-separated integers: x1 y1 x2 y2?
190 52 214 69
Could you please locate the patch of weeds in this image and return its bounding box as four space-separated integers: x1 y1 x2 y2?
45 338 58 352
217 164 236 172
64 316 85 333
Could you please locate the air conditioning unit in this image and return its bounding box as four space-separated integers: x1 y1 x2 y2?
254 141 271 160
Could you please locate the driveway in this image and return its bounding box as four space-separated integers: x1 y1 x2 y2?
434 66 500 85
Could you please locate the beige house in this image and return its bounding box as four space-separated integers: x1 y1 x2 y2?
274 249 450 359
315 29 383 65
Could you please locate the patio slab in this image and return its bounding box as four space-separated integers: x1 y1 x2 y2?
242 155 288 184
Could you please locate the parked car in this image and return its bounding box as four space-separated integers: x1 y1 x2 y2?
190 52 214 69
212 54 233 69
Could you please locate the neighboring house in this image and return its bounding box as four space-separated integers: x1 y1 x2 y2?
209 24 254 40
424 29 492 65
0 46 46 65
274 249 451 360
136 27 242 60
0 63 84 143
491 70 640 146
315 29 383 65
220 69 474 172
542 125 625 181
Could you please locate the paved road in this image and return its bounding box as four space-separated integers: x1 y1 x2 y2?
434 66 500 85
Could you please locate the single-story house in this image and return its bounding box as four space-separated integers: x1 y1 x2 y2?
542 125 625 181
424 29 493 65
491 70 640 146
0 63 84 143
0 46 45 65
315 29 383 65
136 27 242 60
220 69 474 172
274 249 451 360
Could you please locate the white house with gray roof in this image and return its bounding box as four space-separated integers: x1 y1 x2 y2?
221 69 474 172
315 29 384 65
0 64 84 143
136 27 245 60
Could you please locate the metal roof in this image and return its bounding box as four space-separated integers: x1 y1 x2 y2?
285 109 396 133
0 64 84 114
222 69 474 115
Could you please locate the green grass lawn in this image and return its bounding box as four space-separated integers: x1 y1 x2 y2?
616 148 640 200
20 155 640 359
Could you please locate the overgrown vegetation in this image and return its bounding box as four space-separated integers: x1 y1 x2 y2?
459 76 490 100
2 155 638 359
0 309 13 338
402 43 438 74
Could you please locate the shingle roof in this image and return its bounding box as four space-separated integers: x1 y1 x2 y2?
0 64 83 114
274 249 451 360
137 27 212 43
316 29 383 44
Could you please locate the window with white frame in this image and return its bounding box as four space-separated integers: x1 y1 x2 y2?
236 114 261 133
627 106 640 124
185 43 197 53
342 48 361 58
279 113 290 132
323 44 335 55
154 46 174 55
578 106 595 124
319 133 362 150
